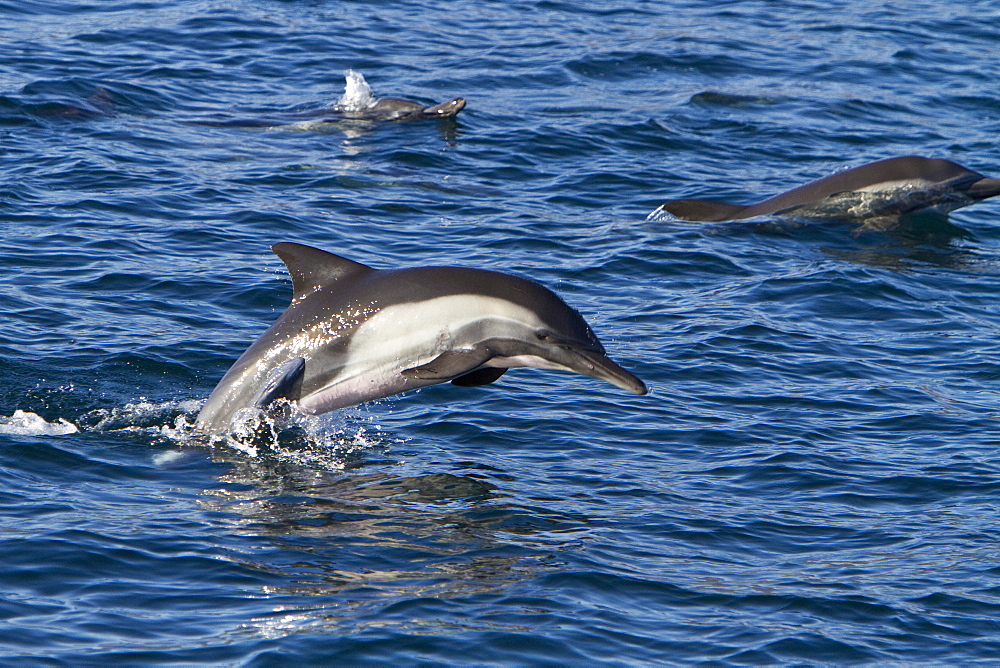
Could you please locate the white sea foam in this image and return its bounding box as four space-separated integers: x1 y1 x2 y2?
335 69 377 110
645 205 677 222
0 410 79 436
207 404 383 468
4 395 384 470
83 399 204 433
82 397 385 469
152 449 187 467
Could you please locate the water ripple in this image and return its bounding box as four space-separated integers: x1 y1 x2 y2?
2 0 1000 663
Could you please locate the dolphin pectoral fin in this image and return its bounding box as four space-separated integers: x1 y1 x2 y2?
451 367 507 387
252 357 305 408
401 347 495 381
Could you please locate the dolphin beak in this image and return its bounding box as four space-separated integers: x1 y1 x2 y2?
566 346 648 396
423 98 466 117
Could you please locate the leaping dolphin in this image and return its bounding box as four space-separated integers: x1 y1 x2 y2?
650 156 1000 230
196 243 647 433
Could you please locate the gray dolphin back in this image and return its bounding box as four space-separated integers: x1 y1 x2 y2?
657 156 998 222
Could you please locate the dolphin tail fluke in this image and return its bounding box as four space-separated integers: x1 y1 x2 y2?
656 198 747 222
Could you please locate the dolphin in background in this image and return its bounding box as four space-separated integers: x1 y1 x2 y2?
192 70 465 129
320 95 466 122
196 243 646 433
322 69 466 121
650 156 1000 231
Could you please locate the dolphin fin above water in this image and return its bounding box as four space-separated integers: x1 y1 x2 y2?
651 156 1000 227
401 347 511 386
196 243 646 433
276 241 373 298
399 348 507 386
401 347 498 380
251 357 305 409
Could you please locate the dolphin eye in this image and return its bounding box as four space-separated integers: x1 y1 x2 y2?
535 329 554 342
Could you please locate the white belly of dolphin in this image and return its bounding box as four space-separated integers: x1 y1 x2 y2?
295 295 547 414
484 355 572 372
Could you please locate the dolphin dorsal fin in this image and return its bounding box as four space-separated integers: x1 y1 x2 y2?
271 242 375 300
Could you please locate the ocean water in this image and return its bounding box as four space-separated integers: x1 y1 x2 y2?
2 0 1000 664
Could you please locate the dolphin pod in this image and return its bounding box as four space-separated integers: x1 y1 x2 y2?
651 156 1000 229
196 243 646 433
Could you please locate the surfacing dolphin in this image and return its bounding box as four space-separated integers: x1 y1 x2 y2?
193 70 465 129
325 95 466 122
650 156 1000 231
322 69 466 122
196 243 646 433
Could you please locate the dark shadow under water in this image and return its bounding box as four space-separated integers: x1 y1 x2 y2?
672 210 983 271
196 436 572 631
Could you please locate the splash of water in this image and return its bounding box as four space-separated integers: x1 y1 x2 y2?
79 398 387 470
80 399 204 433
202 402 382 469
335 69 377 110
0 409 78 436
3 395 387 470
646 205 678 222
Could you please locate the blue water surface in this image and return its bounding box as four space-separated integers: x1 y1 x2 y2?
2 0 1000 664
